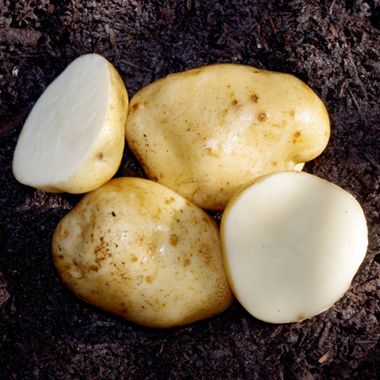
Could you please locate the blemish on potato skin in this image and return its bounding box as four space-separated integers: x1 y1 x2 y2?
146 275 154 284
165 197 175 204
205 147 219 157
97 152 104 160
170 234 179 246
231 99 238 106
289 110 295 117
258 112 268 122
251 94 259 103
272 161 277 166
183 258 191 267
60 229 69 239
94 237 111 265
130 255 138 263
293 131 302 144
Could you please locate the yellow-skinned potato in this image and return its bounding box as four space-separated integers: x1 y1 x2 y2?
52 177 233 328
125 64 330 210
13 54 128 194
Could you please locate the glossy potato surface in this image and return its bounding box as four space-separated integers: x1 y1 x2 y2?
126 64 330 210
52 177 233 328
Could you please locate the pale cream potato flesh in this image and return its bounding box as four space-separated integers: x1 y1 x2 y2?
125 64 330 210
13 54 128 193
221 171 368 324
52 177 233 328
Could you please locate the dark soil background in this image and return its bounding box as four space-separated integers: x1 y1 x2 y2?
0 1 379 379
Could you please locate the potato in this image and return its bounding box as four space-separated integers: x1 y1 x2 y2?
221 171 368 323
125 64 330 210
52 177 233 328
13 54 128 194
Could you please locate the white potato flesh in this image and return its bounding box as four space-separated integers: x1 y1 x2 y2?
126 64 330 211
52 177 233 328
221 171 368 323
13 54 128 193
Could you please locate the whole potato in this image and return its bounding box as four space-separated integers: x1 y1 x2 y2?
52 177 233 328
125 64 330 210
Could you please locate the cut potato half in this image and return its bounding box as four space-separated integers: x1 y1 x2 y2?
221 171 368 323
13 54 128 193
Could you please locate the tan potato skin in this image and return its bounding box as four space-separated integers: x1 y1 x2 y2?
40 63 128 193
125 64 330 211
52 177 233 328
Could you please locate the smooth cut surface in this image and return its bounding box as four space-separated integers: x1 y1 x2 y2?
221 171 368 323
13 54 128 193
52 177 233 328
126 64 330 210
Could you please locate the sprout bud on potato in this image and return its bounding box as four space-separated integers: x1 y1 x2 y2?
13 54 128 193
52 177 233 328
221 171 368 323
126 64 330 210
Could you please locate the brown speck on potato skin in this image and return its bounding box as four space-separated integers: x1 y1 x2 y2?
231 99 238 106
59 228 69 239
293 130 302 144
111 211 116 217
205 147 219 157
97 152 104 160
258 112 268 121
130 255 138 263
132 102 139 111
251 94 259 103
164 197 175 204
170 234 179 246
183 258 191 267
146 275 154 284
